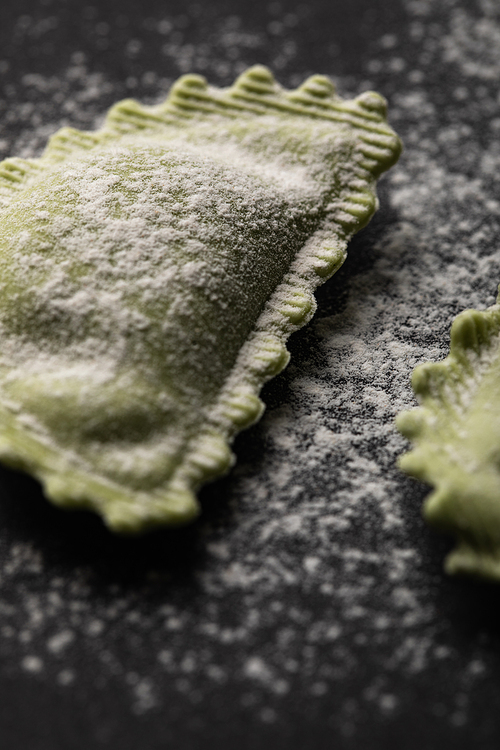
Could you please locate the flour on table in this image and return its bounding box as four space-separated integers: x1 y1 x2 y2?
0 0 498 736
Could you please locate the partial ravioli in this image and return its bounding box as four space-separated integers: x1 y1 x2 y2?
397 293 500 581
0 66 401 532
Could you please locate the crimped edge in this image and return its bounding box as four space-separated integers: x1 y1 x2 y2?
0 66 401 532
396 298 500 580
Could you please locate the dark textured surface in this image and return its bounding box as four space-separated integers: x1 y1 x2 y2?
1 1 500 748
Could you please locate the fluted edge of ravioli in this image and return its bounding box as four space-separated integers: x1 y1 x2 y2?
0 66 401 533
397 291 500 581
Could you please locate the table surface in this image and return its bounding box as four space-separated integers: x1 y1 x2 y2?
1 1 500 748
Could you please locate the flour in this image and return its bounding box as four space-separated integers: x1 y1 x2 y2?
0 0 498 741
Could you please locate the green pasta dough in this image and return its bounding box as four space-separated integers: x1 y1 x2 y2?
0 66 401 532
397 292 500 581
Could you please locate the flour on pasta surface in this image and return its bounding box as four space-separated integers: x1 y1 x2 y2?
0 0 498 737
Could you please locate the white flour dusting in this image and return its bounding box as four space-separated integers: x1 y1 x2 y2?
0 0 498 741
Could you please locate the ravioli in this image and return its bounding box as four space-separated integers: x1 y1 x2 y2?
397 295 500 581
0 66 401 532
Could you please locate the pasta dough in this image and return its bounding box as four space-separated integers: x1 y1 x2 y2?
0 66 401 532
398 295 500 581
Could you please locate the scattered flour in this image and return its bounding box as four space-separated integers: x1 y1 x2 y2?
0 0 498 742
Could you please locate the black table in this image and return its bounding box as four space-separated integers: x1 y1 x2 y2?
0 1 499 748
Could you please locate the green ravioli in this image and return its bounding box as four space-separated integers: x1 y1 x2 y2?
0 66 401 532
397 294 500 581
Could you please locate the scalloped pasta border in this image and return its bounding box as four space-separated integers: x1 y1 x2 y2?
0 66 401 532
397 298 500 580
